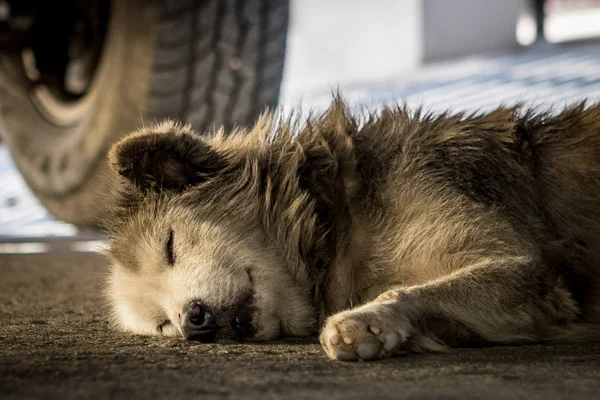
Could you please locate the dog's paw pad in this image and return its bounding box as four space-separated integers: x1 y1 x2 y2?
356 341 382 360
381 331 404 352
319 304 409 361
335 347 360 361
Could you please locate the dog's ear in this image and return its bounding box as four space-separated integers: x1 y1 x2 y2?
109 122 227 191
297 99 357 211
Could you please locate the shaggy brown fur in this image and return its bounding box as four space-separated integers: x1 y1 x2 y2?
104 99 600 361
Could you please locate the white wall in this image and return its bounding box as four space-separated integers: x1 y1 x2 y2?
281 0 520 101
281 0 422 99
422 0 519 61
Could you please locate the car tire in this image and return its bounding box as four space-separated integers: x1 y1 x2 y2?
0 0 288 225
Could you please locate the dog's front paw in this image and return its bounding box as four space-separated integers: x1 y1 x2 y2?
319 302 412 361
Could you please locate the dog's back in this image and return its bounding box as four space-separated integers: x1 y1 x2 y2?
526 104 600 324
344 104 600 333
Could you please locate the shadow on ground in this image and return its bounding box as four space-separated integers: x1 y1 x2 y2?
1 253 599 399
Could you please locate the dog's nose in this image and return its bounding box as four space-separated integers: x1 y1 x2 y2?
181 302 218 342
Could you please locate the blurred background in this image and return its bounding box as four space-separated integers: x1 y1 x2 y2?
1 0 600 253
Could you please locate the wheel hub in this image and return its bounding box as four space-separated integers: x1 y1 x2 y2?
2 0 109 125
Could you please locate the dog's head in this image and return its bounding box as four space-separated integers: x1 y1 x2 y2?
103 108 356 343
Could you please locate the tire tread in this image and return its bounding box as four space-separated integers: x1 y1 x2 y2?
149 0 289 131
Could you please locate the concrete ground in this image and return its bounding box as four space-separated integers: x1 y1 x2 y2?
2 253 600 400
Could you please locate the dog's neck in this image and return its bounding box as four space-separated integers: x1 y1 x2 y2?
259 152 355 317
257 101 390 321
265 138 364 321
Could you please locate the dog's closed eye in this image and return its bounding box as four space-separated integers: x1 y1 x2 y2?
166 229 175 266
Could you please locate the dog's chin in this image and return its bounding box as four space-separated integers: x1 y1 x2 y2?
248 312 281 341
252 306 316 341
248 280 316 340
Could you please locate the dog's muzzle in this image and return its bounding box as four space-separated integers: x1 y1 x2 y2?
181 301 219 343
180 299 255 342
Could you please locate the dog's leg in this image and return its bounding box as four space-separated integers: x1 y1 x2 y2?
320 255 579 361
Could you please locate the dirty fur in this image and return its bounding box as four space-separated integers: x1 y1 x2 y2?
103 99 600 361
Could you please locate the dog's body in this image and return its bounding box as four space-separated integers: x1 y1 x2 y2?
105 100 600 360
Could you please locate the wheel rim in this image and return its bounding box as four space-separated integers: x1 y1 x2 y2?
0 0 123 196
20 0 110 127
